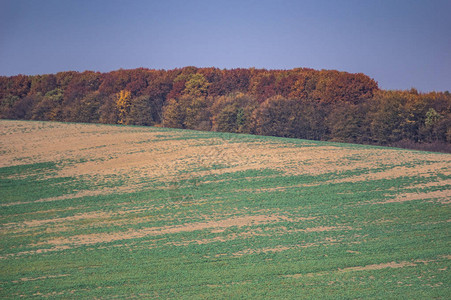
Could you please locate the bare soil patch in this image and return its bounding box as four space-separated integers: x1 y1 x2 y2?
13 274 70 283
41 214 294 248
20 211 112 228
0 245 72 260
285 258 444 278
233 245 292 256
339 261 417 272
376 190 451 204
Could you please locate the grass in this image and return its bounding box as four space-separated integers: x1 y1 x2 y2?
0 120 450 299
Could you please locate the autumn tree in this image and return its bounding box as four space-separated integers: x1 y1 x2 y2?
423 108 443 142
126 95 162 126
9 96 35 120
65 91 102 123
29 74 57 96
162 98 184 128
99 95 118 124
28 88 64 121
184 74 210 97
162 95 212 130
249 71 277 101
367 91 410 144
326 102 369 143
116 90 132 124
211 93 257 133
254 95 299 138
0 95 19 118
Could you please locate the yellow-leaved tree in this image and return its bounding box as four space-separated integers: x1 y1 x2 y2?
116 90 131 124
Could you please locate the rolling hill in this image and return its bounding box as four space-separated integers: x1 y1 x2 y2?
1 120 450 298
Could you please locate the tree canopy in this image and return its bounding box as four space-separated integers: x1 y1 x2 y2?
1 67 450 152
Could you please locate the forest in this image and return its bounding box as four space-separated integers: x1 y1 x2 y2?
0 67 450 152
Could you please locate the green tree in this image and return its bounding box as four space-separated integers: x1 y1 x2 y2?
184 74 210 97
99 95 119 124
127 95 160 126
162 98 184 128
211 93 257 133
184 96 211 130
254 96 297 138
327 103 368 143
425 108 442 127
31 88 64 121
66 92 102 123
0 95 19 118
423 108 443 142
368 91 406 144
162 95 211 130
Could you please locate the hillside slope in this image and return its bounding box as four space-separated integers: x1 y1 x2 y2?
1 120 450 298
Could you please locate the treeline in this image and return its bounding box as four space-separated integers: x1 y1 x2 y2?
1 67 450 152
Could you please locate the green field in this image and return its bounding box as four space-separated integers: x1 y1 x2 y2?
1 120 450 299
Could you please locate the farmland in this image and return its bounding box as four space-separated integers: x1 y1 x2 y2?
0 120 450 298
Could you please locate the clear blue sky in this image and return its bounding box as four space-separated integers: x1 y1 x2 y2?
0 0 450 92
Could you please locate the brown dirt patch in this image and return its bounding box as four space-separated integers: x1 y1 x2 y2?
169 229 268 247
333 162 451 184
376 189 451 204
20 211 113 228
285 226 354 233
1 190 114 207
285 259 441 278
41 214 293 247
302 226 342 232
13 274 70 283
233 245 292 256
346 250 360 254
339 261 417 272
0 245 72 259
411 179 451 189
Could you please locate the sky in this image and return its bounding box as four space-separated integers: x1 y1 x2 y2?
0 0 450 92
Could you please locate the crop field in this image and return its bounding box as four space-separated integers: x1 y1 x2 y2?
0 120 450 298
